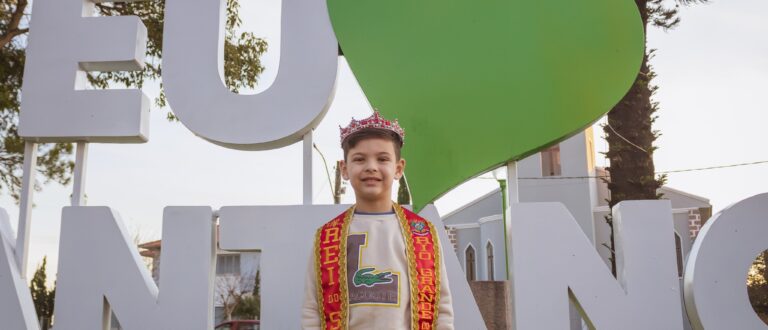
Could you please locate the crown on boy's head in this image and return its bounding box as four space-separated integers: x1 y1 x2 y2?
339 110 405 146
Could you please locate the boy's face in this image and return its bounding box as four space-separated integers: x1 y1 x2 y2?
340 138 405 205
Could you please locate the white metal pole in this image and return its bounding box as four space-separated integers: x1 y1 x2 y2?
303 131 313 205
15 142 38 279
506 161 519 204
71 142 89 206
504 161 519 326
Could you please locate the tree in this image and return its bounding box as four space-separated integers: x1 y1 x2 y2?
233 270 261 320
29 256 55 330
216 271 257 321
333 160 346 204
748 251 768 324
397 176 410 205
0 0 267 201
603 0 706 207
601 0 706 275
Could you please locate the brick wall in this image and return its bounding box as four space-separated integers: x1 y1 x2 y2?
446 226 458 253
688 209 702 239
689 207 713 240
468 281 512 329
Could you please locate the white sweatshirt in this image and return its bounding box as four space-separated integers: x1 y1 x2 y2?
301 212 454 329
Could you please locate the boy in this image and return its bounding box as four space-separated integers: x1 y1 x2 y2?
302 111 454 329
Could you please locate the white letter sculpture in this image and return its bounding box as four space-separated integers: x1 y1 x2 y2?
508 201 685 329
0 209 39 330
19 0 149 142
218 204 486 329
163 0 338 150
685 193 768 330
54 207 215 329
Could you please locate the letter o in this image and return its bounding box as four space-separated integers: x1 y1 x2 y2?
684 193 768 329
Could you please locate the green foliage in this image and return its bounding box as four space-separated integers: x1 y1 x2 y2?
29 257 55 330
233 295 260 320
603 0 706 207
0 0 267 200
232 270 261 320
601 0 706 278
397 176 410 206
749 252 768 320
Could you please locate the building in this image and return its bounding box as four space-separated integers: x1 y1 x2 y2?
443 128 711 329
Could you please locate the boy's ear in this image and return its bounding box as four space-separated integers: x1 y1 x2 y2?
395 158 406 180
340 160 349 180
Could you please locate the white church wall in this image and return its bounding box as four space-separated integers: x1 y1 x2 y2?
442 189 502 226
518 132 599 242
454 227 481 278
479 218 506 281
660 187 710 209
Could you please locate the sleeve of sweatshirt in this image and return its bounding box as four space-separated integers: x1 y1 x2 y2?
301 240 322 330
436 236 455 330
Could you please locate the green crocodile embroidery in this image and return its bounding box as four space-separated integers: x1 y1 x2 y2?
353 267 393 287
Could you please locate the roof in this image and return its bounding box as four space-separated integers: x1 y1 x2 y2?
442 187 500 219
659 186 710 204
140 250 159 258
138 239 161 250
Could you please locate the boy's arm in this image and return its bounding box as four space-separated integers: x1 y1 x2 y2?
436 237 455 330
301 243 322 330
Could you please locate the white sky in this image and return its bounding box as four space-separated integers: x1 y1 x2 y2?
1 0 767 280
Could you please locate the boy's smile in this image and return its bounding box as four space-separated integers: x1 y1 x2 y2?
341 138 405 212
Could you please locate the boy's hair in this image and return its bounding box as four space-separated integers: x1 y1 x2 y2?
342 128 403 161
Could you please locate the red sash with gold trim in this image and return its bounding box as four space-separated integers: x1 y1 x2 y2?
315 204 441 330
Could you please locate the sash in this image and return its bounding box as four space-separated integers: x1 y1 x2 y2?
315 203 441 330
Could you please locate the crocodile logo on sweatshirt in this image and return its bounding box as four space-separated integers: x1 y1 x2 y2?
347 233 400 306
353 267 393 287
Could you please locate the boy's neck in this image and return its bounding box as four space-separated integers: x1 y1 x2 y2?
355 199 394 214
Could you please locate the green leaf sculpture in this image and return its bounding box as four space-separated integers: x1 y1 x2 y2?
327 0 644 211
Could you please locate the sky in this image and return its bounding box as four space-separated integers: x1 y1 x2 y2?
1 0 766 281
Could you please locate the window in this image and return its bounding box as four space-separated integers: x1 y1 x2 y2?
465 245 476 281
541 144 562 176
217 254 241 275
486 242 495 281
675 233 684 278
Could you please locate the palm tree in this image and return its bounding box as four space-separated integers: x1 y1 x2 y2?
604 0 707 207
602 0 707 275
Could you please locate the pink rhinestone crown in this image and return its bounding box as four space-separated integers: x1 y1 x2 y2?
339 110 405 146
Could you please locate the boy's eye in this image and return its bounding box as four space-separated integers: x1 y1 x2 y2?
378 157 390 162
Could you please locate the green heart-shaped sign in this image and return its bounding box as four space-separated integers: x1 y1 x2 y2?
328 0 643 210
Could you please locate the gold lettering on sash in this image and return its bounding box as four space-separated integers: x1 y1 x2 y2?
420 284 435 294
421 321 432 329
418 251 433 260
419 268 433 277
329 311 342 329
419 275 435 286
323 227 340 243
325 266 337 285
414 235 431 251
418 304 434 319
322 246 339 264
419 292 435 303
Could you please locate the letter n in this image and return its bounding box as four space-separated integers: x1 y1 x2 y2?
508 201 684 330
53 206 215 329
0 209 39 329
